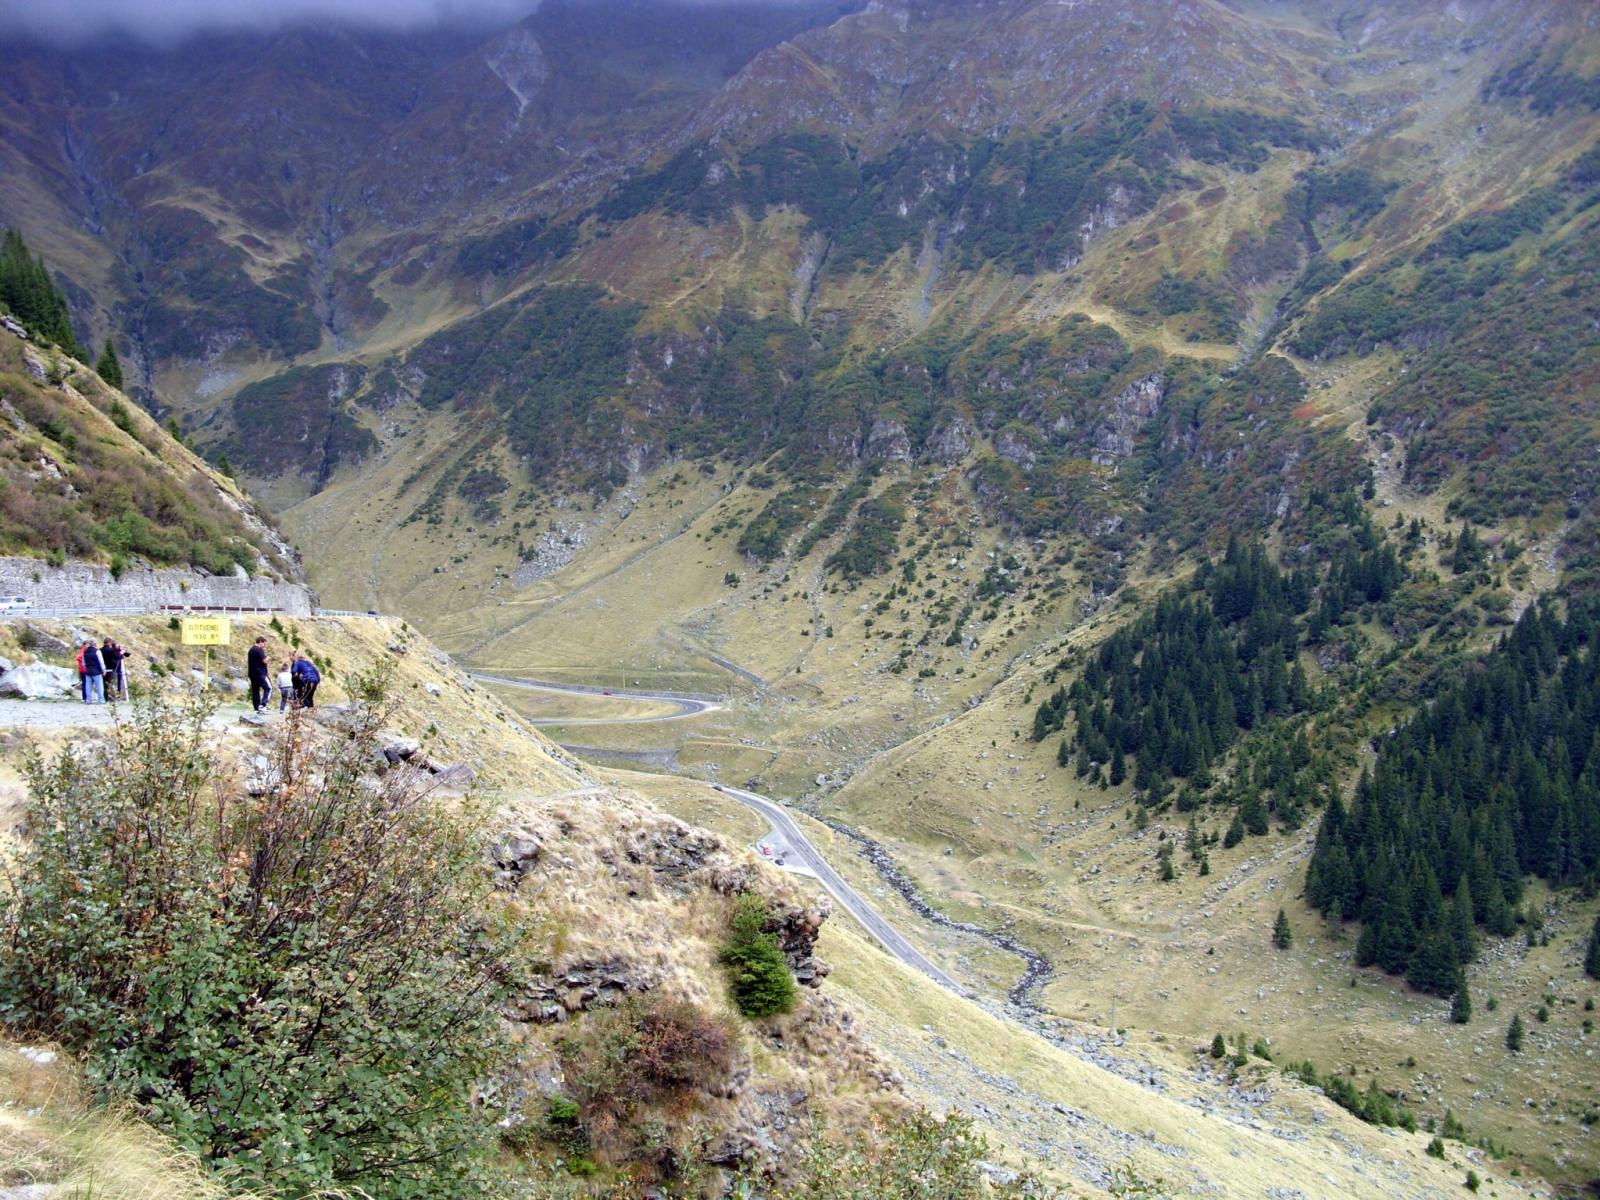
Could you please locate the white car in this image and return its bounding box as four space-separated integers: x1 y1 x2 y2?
0 596 33 613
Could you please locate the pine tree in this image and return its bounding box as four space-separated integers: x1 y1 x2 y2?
0 228 85 358
1031 705 1052 742
1272 908 1292 950
719 896 797 1018
1406 919 1462 997
1450 982 1472 1024
95 340 123 388
1241 787 1269 837
1505 1012 1524 1053
1586 914 1600 982
1223 809 1245 849
1210 1033 1227 1059
1157 842 1175 882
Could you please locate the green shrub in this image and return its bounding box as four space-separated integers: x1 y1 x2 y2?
719 895 798 1018
0 674 511 1199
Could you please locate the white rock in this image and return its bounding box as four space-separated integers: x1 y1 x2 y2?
0 663 79 698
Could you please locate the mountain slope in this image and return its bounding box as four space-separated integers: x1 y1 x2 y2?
0 320 297 576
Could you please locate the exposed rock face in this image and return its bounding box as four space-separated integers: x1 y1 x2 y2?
0 663 79 698
491 832 542 889
865 418 912 462
506 957 664 1024
1090 372 1165 466
766 902 831 988
996 426 1040 470
927 415 975 464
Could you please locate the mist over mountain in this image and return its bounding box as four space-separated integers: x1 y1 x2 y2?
0 0 833 45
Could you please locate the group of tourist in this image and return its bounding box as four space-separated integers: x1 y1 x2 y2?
247 636 321 713
65 630 323 711
75 637 125 703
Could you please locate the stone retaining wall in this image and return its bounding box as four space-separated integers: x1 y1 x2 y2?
0 556 315 615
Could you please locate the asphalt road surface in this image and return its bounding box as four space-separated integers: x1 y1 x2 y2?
470 672 723 726
715 783 967 994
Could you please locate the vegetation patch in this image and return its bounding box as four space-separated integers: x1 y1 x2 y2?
1307 597 1600 994
0 678 512 1199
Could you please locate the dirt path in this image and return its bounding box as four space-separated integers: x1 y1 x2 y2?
0 697 263 731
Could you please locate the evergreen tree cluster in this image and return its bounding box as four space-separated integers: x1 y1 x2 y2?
1283 1060 1417 1131
1306 599 1600 995
0 228 84 359
1036 540 1313 797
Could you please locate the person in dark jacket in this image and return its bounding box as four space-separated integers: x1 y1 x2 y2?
101 637 124 701
247 635 272 712
82 639 105 704
291 652 321 709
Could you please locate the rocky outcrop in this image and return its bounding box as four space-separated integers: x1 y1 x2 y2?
0 662 78 699
865 418 912 463
996 425 1041 470
1090 372 1165 466
506 957 664 1024
927 415 975 464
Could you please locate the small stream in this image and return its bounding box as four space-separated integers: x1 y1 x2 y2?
818 815 1055 1012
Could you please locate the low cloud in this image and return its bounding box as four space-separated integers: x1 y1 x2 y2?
1 0 821 45
1 0 536 44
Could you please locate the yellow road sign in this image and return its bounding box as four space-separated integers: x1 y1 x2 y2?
180 616 232 646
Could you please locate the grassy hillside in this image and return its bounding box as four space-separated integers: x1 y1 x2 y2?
0 325 295 576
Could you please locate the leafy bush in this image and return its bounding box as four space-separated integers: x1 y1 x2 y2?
0 674 511 1199
719 895 798 1018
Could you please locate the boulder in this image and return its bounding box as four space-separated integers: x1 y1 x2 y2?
17 625 73 658
491 833 543 889
0 663 79 699
379 734 421 764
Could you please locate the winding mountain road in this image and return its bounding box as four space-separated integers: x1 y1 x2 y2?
470 672 723 726
713 783 968 994
479 671 969 995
